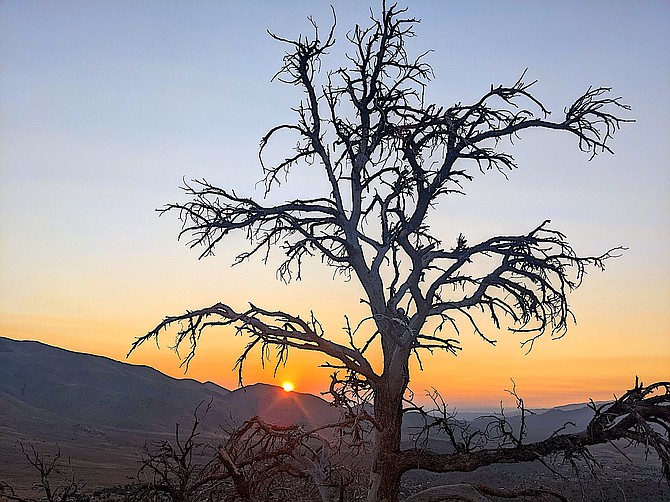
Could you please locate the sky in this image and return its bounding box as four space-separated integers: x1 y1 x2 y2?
1 0 668 410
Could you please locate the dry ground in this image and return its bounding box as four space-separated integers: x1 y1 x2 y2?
2 421 668 501
400 443 669 501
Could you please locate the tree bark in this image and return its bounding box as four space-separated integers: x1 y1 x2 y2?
367 337 410 502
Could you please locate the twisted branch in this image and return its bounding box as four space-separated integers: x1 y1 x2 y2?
400 379 670 484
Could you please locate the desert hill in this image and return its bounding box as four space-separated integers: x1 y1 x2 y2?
0 336 342 492
0 336 230 432
0 336 339 434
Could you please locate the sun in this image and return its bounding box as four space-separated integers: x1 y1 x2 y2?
282 381 295 392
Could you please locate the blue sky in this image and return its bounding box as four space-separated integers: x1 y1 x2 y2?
1 1 668 407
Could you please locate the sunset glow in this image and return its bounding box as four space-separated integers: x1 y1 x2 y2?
0 1 668 411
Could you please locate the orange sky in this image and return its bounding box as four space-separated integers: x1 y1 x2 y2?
1 1 668 411
2 252 667 410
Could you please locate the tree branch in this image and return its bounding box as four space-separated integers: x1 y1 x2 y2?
400 379 670 483
129 302 379 385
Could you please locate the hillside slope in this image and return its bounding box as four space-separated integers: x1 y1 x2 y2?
0 337 232 431
0 337 338 433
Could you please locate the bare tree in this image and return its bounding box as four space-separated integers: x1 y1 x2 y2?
217 416 368 502
131 400 367 502
0 444 86 502
131 401 228 502
128 3 668 501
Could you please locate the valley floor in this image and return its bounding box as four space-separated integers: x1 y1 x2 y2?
2 420 668 502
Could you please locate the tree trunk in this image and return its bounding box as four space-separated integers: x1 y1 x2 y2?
367 341 410 502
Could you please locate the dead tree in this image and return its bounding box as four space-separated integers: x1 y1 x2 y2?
217 415 369 501
131 399 367 502
0 444 86 502
131 401 228 502
127 3 668 501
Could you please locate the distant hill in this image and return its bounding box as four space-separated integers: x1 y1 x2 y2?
222 382 340 427
0 336 598 441
0 337 339 435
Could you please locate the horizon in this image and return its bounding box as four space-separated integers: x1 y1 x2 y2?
0 334 612 414
1 1 668 411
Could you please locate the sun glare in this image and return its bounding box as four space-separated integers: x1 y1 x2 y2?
282 381 295 392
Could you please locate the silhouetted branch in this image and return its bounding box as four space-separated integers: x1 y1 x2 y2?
400 379 670 485
417 221 626 350
218 415 370 502
132 400 228 502
129 303 379 386
0 444 86 502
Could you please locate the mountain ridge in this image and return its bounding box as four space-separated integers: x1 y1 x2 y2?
0 336 601 437
0 336 339 434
